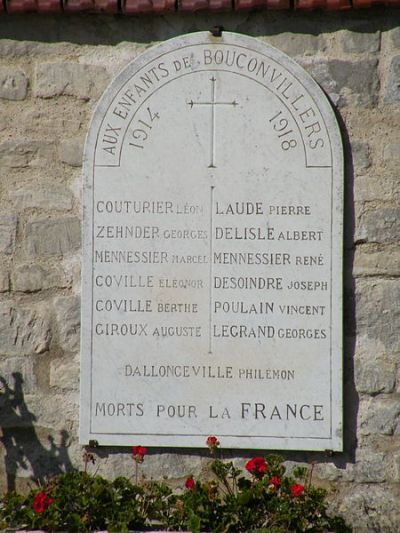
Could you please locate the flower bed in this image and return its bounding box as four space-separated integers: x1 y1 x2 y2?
0 437 351 532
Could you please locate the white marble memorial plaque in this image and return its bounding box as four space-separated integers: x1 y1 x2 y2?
80 32 343 450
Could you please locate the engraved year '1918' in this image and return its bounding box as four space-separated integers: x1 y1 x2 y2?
269 110 297 151
129 107 160 149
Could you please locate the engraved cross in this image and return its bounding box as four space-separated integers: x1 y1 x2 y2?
188 77 238 168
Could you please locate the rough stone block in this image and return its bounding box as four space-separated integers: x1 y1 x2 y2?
0 269 9 292
354 452 387 483
0 67 28 100
0 356 36 396
314 462 354 482
0 215 17 255
388 454 400 482
94 451 204 482
266 33 324 57
0 140 55 168
384 56 400 104
24 217 81 258
354 175 400 204
59 138 85 167
0 141 34 168
12 263 71 292
333 485 400 531
351 140 371 171
301 58 379 106
355 208 400 244
355 355 396 394
49 355 79 390
340 29 380 54
35 62 109 100
53 296 80 352
390 27 400 49
10 185 73 211
354 244 400 277
356 279 400 353
383 142 400 163
0 302 51 356
359 397 400 436
26 392 79 430
62 255 81 292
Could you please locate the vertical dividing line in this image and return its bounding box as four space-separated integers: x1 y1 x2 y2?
209 185 215 355
210 78 216 168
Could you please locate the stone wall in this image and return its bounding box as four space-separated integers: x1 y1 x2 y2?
0 10 399 531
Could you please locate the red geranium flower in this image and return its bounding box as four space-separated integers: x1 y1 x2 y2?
33 492 54 514
245 457 268 478
269 476 282 488
132 445 147 463
185 476 195 490
206 435 220 449
290 483 305 497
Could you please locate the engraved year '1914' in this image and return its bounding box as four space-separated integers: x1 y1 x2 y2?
129 107 160 149
269 110 297 151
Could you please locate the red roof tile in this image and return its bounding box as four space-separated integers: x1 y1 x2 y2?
179 0 231 10
235 0 289 10
123 0 174 12
37 0 62 12
295 0 351 9
1 0 399 12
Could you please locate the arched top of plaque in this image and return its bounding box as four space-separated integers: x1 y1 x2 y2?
85 31 342 173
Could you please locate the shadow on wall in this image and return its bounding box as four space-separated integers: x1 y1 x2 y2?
0 372 73 492
0 9 397 46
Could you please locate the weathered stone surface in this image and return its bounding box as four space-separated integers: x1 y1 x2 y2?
384 56 400 104
0 269 9 292
24 218 81 257
12 263 70 292
354 244 400 277
356 279 400 353
314 461 354 482
49 355 79 390
35 62 109 100
61 255 81 292
388 453 400 482
266 32 324 57
0 140 55 168
351 140 371 171
354 175 400 204
390 27 400 49
301 58 379 106
53 296 80 352
10 185 73 211
332 485 400 531
355 355 396 394
0 303 51 356
356 208 400 244
0 39 76 58
354 451 387 483
0 215 17 255
359 397 400 436
0 356 36 395
94 451 205 482
26 392 79 429
59 137 84 167
0 66 28 100
76 42 146 76
383 142 400 163
340 29 380 54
